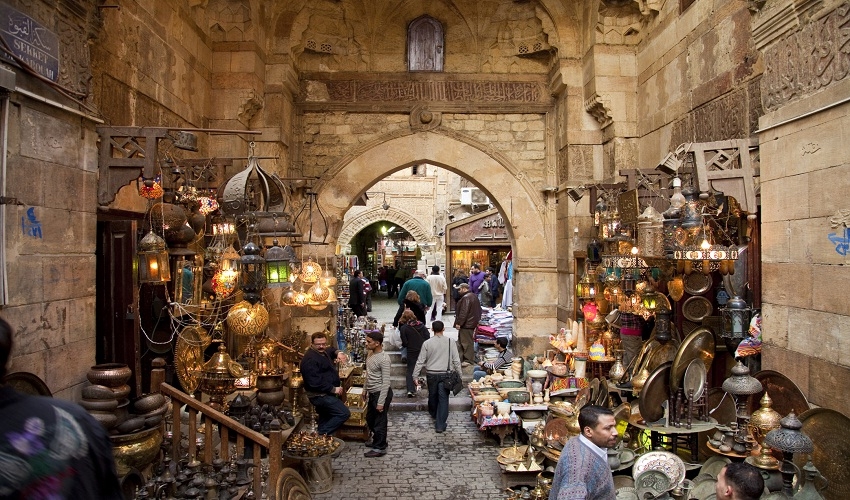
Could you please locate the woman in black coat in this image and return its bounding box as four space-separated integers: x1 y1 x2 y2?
399 309 430 397
392 290 426 326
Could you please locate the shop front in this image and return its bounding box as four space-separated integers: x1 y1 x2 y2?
445 209 512 310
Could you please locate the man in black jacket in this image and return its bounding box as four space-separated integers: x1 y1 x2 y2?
300 331 351 435
454 283 482 367
348 269 367 316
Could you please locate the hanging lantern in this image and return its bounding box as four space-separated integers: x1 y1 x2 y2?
138 231 171 283
281 286 298 307
238 242 266 304
293 285 310 307
320 268 338 287
138 174 164 199
668 275 685 302
581 300 599 323
300 258 323 284
308 282 331 304
264 240 291 287
720 295 752 353
197 196 219 215
211 268 238 298
227 300 270 337
640 289 671 317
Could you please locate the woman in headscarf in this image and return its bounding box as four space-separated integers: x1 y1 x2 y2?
398 309 430 397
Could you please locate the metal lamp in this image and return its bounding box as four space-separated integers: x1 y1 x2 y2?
722 360 762 450
138 231 171 283
238 242 266 304
720 294 752 353
764 411 813 496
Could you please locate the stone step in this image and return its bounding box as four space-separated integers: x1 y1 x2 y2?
388 389 472 412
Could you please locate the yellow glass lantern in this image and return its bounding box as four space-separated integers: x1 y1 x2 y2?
668 275 685 302
138 231 171 283
300 258 323 283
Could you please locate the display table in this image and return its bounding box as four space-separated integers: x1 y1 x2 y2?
629 417 716 462
477 413 520 446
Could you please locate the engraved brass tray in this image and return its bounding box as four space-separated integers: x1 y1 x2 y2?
682 296 713 322
746 370 809 419
639 362 672 423
175 325 211 394
796 408 850 500
670 327 715 394
683 358 707 401
684 273 712 296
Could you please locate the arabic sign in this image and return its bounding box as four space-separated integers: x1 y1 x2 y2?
448 213 509 244
0 4 59 82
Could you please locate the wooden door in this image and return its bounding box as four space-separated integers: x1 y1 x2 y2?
96 219 142 397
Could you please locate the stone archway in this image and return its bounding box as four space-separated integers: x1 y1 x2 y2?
337 206 430 249
315 130 558 354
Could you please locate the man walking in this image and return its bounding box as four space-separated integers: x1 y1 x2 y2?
426 265 447 326
412 321 462 433
397 270 433 312
454 283 482 367
363 330 392 457
300 332 351 435
348 269 367 317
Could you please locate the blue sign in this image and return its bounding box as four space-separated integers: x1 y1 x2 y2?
0 4 59 82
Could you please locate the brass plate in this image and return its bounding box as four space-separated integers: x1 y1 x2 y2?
683 359 707 401
275 467 312 500
684 273 712 296
632 339 660 376
575 387 590 409
746 370 810 419
596 379 609 407
639 362 672 423
3 372 52 397
544 418 570 442
175 325 210 394
683 296 713 322
589 378 600 403
796 408 850 500
645 341 679 375
670 327 715 394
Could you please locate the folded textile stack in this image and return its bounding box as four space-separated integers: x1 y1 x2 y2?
477 308 513 342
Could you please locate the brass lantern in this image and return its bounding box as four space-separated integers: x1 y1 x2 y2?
138 231 171 283
238 242 266 304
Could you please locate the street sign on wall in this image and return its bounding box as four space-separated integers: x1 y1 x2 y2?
0 3 59 82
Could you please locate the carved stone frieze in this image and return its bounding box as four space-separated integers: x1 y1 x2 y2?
301 79 547 104
760 2 850 112
694 89 748 142
597 0 645 45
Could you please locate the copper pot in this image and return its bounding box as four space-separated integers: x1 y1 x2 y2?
87 363 132 388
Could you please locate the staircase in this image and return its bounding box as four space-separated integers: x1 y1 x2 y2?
382 344 474 412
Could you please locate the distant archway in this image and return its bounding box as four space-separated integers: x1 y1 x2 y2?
314 130 558 353
337 206 430 249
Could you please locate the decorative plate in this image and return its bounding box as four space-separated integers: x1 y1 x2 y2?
683 358 707 401
616 486 639 500
746 370 810 420
635 469 673 499
670 326 715 394
633 450 686 486
638 362 672 424
3 372 52 397
796 408 850 500
683 296 713 322
684 273 712 296
544 418 570 443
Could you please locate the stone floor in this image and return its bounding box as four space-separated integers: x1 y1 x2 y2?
307 292 517 499
312 411 510 500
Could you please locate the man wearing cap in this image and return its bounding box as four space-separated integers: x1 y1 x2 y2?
454 282 482 367
363 330 392 457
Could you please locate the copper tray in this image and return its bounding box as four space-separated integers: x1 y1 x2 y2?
639 362 672 423
746 370 810 419
683 359 707 401
796 408 850 500
683 296 713 322
684 273 712 296
670 327 715 394
3 371 52 397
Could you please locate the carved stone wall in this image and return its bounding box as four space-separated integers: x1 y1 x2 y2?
757 0 850 417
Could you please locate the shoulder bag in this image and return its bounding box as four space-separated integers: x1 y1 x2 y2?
444 339 463 396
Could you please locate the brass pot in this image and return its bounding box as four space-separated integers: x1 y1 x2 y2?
87 363 132 388
110 426 163 476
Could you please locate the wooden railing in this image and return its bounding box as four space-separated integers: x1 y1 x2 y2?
160 383 284 496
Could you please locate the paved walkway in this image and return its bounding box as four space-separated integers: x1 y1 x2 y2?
313 411 509 500
308 292 515 499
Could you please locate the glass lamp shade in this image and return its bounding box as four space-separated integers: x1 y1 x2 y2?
300 258 322 283
293 287 310 307
211 269 238 298
197 197 219 215
308 282 331 304
220 245 240 272
668 275 685 302
640 290 671 316
264 242 291 287
227 300 269 337
138 231 171 283
238 242 267 296
581 301 599 323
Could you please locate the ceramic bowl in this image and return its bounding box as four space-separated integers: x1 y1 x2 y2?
527 369 548 379
497 380 525 389
508 391 531 404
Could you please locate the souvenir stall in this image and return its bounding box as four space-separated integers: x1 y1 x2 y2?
91 130 376 498
483 142 846 500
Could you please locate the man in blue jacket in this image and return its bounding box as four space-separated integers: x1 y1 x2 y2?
300 331 351 435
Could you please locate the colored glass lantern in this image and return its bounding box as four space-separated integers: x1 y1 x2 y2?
264 240 291 287
238 242 266 304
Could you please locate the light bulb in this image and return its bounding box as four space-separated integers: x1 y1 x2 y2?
701 236 711 250
670 177 686 210
631 246 639 255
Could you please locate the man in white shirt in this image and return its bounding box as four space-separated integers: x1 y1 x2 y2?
426 265 448 327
